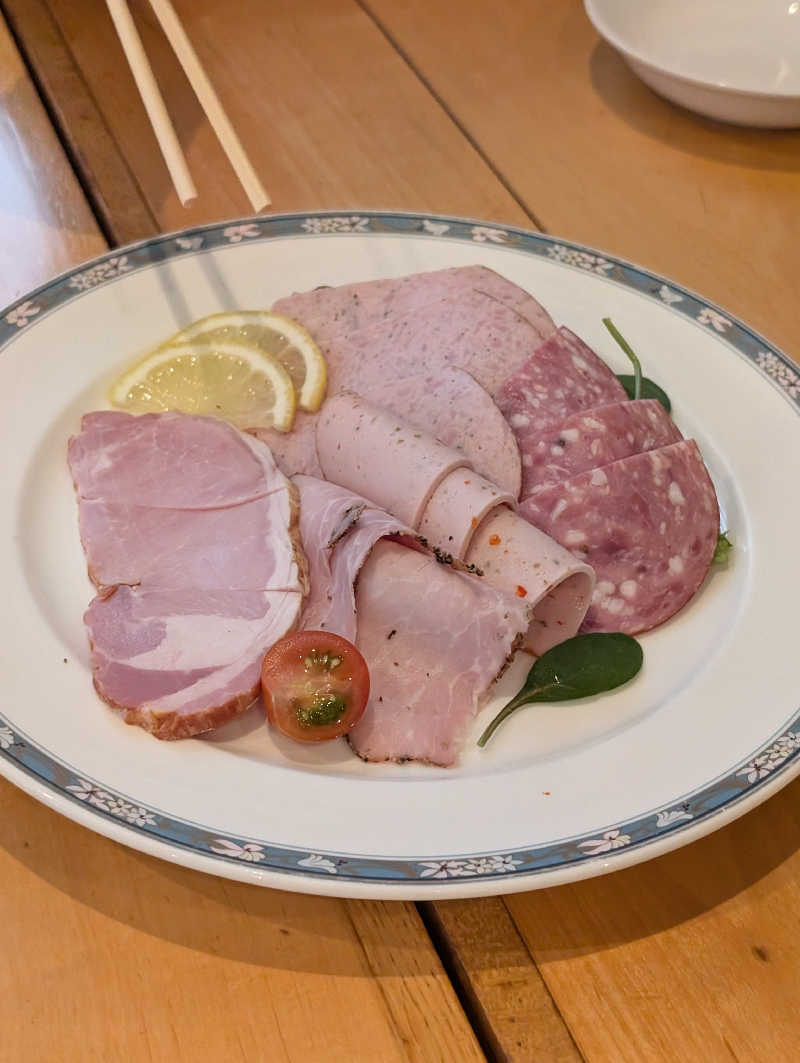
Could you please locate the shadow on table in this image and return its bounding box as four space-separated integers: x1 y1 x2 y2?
589 41 800 173
0 778 426 978
493 774 800 961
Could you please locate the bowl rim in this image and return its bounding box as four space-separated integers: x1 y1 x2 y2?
584 0 800 101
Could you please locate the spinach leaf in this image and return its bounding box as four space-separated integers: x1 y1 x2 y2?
477 633 643 748
616 374 672 413
602 317 672 413
713 531 733 564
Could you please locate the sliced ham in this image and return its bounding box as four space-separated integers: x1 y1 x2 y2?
69 411 305 739
272 264 555 352
317 392 469 527
519 440 719 634
519 399 682 496
256 280 554 478
497 327 627 465
418 470 514 559
293 475 423 640
363 366 522 497
295 476 531 766
349 540 531 767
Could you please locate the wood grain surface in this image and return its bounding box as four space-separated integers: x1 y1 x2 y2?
4 0 800 1060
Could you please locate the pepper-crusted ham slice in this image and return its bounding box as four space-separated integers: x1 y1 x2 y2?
69 411 306 739
272 265 555 352
351 540 531 766
293 475 424 640
497 327 627 470
520 399 682 496
294 477 532 766
519 440 719 634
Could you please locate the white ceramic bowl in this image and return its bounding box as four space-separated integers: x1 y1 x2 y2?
585 0 800 127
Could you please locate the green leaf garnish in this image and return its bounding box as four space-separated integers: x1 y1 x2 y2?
603 317 672 412
616 374 672 413
477 633 643 748
713 531 733 565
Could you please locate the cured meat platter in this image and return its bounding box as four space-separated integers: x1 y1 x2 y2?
0 211 797 898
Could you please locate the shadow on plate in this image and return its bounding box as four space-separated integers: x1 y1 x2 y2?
589 41 800 172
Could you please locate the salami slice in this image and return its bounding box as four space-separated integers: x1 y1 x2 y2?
497 327 627 461
520 399 682 497
519 440 719 634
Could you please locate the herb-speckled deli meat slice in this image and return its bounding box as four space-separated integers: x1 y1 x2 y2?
348 540 531 767
519 440 720 634
69 411 306 739
520 399 683 496
272 264 555 350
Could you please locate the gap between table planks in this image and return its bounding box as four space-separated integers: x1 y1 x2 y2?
9 1 800 1061
0 11 491 1062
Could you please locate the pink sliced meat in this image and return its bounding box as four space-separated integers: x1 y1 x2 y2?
272 264 555 351
520 399 682 497
69 410 305 739
255 283 554 477
363 366 522 497
293 475 423 640
497 327 627 464
348 540 531 767
317 392 469 527
85 587 302 739
519 440 719 634
69 410 282 508
465 506 594 655
418 470 514 559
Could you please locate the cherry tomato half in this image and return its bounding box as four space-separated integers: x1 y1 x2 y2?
261 631 370 743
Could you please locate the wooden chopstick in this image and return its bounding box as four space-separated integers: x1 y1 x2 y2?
147 0 271 211
104 0 197 206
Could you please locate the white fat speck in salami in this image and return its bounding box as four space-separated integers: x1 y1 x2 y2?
518 399 682 497
519 440 719 634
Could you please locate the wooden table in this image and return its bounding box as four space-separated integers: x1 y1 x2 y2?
2 2 799 1059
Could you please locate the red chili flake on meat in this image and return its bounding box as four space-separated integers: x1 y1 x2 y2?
488 534 501 546
470 517 479 528
543 791 551 796
463 479 471 485
516 585 528 598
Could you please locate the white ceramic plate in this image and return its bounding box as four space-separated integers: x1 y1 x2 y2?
586 0 800 127
1 211 798 899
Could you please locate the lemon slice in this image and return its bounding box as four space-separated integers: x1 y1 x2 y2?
170 311 327 412
110 339 296 431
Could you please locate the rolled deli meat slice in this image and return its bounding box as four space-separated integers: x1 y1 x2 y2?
272 264 555 352
418 470 515 560
348 540 532 767
69 410 306 739
364 366 522 497
519 440 720 634
465 506 595 655
520 399 682 496
316 392 469 527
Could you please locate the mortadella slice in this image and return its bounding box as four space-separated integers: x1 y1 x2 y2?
272 264 555 352
364 366 522 497
519 440 720 634
497 326 627 457
348 540 531 767
519 399 682 496
317 392 469 527
465 507 595 655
